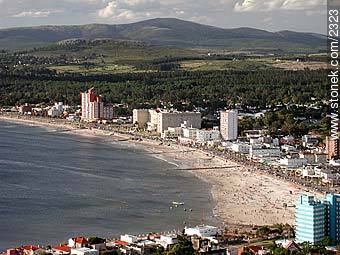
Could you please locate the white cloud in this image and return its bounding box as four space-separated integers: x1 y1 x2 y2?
97 0 161 20
98 1 118 18
12 10 54 18
234 0 326 12
123 0 156 6
281 0 326 10
117 9 136 19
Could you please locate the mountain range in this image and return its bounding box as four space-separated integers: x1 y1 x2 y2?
0 18 326 52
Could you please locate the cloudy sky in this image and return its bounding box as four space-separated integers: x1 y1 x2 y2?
0 0 327 33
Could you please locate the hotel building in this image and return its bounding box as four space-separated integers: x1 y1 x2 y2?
157 111 201 134
325 194 340 242
295 193 340 244
132 109 201 134
81 88 103 121
220 110 238 141
295 194 325 244
325 136 340 160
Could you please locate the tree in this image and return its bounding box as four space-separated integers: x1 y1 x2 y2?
166 235 196 255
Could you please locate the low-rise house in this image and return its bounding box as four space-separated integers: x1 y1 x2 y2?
6 249 20 255
184 225 218 238
281 144 298 153
299 152 315 164
302 135 320 148
249 147 281 160
315 153 327 164
68 237 88 248
281 240 300 252
280 135 295 145
161 127 182 139
71 247 98 255
155 234 178 249
182 127 198 139
120 234 138 244
279 157 307 169
196 127 220 143
230 143 250 154
52 245 71 255
18 104 32 115
238 246 268 255
47 102 67 118
21 246 42 255
191 236 227 255
87 237 106 251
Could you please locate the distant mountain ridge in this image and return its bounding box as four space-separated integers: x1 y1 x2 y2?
0 18 326 51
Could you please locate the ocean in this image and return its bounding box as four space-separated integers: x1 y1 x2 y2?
0 120 217 250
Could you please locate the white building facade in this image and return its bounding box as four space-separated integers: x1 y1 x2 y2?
81 88 103 121
220 110 238 141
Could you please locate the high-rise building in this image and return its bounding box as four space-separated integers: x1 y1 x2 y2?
81 88 103 121
324 194 340 242
220 110 238 141
295 194 325 244
132 109 201 133
157 111 201 134
133 109 150 128
325 136 340 160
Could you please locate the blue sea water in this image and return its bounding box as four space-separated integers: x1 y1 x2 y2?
0 120 217 250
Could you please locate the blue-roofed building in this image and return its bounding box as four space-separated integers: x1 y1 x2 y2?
324 194 340 242
295 194 325 244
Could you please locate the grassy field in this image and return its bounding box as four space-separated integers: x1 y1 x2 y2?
179 59 271 71
48 64 137 74
27 41 328 74
32 41 204 63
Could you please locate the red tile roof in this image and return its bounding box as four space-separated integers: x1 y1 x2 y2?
114 240 129 246
73 237 88 245
249 245 263 253
53 245 71 253
21 246 39 251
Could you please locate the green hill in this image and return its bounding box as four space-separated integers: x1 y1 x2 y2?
0 18 326 52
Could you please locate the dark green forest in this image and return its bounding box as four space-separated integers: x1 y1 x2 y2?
0 68 327 111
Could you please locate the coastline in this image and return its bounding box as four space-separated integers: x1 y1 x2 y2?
0 115 318 227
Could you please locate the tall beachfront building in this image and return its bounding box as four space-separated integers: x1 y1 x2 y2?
81 88 104 121
220 110 238 141
325 136 340 160
295 194 325 244
132 109 201 133
325 194 340 242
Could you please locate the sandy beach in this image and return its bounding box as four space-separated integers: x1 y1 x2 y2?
0 115 318 227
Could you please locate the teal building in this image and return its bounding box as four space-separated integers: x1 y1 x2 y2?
295 194 325 244
324 193 340 242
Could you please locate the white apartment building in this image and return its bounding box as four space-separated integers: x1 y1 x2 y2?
220 110 238 141
182 127 198 139
81 88 103 121
132 109 201 134
132 109 150 128
48 102 66 117
249 147 281 159
231 143 250 154
120 234 138 244
103 105 114 120
279 157 307 168
161 127 182 139
157 111 201 133
196 127 220 142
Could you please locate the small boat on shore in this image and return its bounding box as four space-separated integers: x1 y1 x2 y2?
172 201 185 206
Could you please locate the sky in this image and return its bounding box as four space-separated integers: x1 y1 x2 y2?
0 0 327 34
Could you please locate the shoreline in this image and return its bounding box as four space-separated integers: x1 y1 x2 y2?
0 115 319 228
